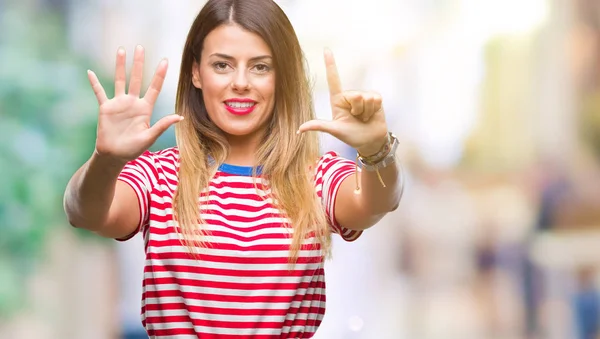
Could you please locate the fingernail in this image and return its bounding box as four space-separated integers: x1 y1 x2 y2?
296 130 301 135
136 44 143 51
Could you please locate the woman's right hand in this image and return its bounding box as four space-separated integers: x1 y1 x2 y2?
88 45 183 165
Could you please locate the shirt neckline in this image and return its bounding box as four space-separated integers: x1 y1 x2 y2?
217 163 263 176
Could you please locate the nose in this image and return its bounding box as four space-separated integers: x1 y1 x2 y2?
231 70 250 92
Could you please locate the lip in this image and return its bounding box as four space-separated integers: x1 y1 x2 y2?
224 98 257 116
226 98 256 103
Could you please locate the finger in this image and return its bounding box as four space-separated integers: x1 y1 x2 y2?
87 70 108 105
128 45 145 97
344 91 364 116
324 48 343 97
144 58 169 105
297 119 341 137
145 114 184 142
115 47 127 96
362 94 375 122
373 93 383 113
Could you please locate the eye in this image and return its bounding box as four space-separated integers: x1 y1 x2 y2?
252 63 271 73
213 62 231 72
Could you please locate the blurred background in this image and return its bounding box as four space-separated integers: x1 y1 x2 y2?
2 0 600 338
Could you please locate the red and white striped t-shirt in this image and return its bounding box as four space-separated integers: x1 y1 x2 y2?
117 147 362 338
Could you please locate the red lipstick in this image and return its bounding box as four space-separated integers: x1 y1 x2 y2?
224 98 257 116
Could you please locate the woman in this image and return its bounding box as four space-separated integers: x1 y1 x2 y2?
63 0 403 337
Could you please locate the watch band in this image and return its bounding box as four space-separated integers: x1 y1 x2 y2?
357 133 399 172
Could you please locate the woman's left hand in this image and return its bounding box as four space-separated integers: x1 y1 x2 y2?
298 49 389 156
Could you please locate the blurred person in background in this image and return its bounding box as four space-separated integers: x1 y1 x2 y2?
573 267 600 339
61 0 403 338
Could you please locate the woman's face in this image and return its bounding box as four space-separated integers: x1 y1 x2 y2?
193 24 276 142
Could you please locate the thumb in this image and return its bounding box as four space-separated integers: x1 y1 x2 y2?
146 114 184 141
297 119 339 136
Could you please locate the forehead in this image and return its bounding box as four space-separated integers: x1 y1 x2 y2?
202 24 272 58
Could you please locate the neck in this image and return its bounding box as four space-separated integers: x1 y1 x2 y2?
224 133 263 166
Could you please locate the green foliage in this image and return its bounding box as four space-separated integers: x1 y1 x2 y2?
0 2 110 317
0 0 178 318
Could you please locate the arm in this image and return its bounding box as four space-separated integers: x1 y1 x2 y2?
334 156 402 231
299 50 404 231
63 45 180 239
63 152 140 239
335 132 403 230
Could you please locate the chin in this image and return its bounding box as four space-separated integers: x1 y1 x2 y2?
222 129 254 137
218 122 263 138
211 114 271 139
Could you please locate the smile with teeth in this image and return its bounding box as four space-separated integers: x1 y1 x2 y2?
225 101 256 108
224 100 257 115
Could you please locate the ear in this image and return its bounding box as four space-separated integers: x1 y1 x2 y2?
191 62 202 89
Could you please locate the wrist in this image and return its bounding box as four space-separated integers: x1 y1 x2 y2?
354 132 400 189
91 149 128 173
357 134 390 158
357 132 400 173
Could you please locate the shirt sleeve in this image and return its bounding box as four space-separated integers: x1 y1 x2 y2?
115 151 158 241
315 151 363 242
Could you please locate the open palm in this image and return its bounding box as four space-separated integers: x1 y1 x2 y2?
89 45 182 164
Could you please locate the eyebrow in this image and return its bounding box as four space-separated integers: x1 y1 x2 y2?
209 53 272 62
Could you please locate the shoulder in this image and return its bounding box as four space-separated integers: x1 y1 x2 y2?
128 147 179 177
152 147 179 160
315 151 341 168
140 147 179 165
319 150 340 162
315 151 353 173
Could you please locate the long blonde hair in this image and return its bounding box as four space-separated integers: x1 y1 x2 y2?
173 0 331 263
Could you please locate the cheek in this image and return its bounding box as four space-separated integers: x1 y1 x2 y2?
257 77 276 101
200 71 229 96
